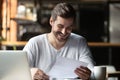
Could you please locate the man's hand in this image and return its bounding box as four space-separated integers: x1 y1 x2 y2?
31 68 49 80
74 66 91 80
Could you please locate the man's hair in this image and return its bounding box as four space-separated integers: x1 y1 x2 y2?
51 3 76 22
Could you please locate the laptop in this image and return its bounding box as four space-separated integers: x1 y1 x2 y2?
0 50 32 80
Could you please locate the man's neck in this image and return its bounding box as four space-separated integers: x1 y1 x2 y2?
47 33 67 50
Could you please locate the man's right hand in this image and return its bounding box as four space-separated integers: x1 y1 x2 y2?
31 68 49 80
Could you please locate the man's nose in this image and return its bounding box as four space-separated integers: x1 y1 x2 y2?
61 28 66 35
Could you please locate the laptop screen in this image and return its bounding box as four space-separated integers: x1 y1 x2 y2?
0 50 32 80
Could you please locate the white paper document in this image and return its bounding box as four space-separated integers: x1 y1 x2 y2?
48 56 88 79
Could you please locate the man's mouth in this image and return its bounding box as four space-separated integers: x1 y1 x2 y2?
59 34 67 38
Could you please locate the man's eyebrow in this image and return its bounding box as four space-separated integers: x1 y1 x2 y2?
57 24 63 26
57 24 64 27
69 24 74 27
57 24 73 27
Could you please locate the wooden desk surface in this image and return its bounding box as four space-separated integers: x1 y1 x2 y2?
1 41 120 47
107 71 120 77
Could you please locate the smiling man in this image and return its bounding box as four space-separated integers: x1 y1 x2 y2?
23 2 95 80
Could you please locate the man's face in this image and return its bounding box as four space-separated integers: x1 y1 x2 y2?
50 16 74 42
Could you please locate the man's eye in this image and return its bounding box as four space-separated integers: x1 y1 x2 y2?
58 25 63 29
67 26 72 30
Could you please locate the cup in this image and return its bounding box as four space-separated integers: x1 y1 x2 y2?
93 66 106 80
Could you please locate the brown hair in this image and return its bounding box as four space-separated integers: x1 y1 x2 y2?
51 3 76 22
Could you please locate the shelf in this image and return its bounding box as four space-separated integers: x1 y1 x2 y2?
1 41 120 47
11 18 37 25
88 42 120 47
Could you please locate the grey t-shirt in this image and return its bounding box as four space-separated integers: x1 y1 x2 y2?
23 33 95 73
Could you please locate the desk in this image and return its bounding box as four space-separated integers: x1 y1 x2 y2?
107 71 120 79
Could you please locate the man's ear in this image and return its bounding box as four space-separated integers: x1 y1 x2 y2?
49 17 54 26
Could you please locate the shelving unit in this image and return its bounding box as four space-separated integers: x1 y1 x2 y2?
1 0 120 70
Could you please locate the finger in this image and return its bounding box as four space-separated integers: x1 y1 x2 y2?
75 68 86 78
34 69 49 80
80 66 91 74
34 75 42 80
75 67 90 80
42 74 49 80
76 67 88 74
34 73 49 80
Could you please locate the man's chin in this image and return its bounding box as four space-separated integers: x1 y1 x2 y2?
56 35 69 42
57 38 67 42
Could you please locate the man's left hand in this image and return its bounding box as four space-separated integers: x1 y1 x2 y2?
74 66 91 80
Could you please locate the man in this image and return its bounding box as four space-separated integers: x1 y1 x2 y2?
23 2 95 80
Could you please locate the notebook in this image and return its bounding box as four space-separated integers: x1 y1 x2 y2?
0 50 32 80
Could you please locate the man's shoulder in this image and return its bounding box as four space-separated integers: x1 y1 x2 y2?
29 33 46 42
70 33 85 40
69 33 87 45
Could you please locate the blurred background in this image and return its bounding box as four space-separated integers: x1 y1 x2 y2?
0 0 120 71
